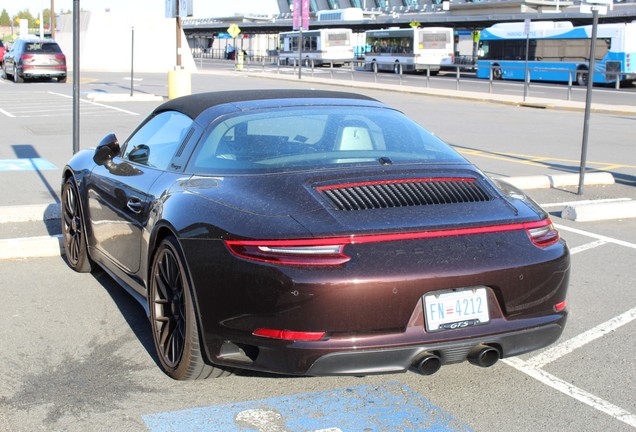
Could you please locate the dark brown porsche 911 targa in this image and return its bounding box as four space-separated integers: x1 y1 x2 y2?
61 89 569 380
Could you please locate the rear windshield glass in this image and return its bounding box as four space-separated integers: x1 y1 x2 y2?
188 106 464 174
25 42 62 54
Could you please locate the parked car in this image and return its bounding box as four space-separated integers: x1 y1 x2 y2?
0 40 6 66
2 38 66 83
61 89 570 380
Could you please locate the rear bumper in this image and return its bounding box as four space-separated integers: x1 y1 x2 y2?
306 316 566 375
209 311 567 376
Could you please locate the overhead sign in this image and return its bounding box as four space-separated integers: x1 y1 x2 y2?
165 0 193 18
227 24 241 38
293 0 310 31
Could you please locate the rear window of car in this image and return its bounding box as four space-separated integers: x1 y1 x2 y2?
188 106 464 174
25 42 62 54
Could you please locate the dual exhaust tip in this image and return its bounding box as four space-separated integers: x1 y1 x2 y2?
412 344 500 376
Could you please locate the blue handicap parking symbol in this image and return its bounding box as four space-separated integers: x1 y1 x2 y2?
0 158 58 171
143 382 472 432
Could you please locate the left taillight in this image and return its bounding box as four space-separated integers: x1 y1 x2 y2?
225 240 350 266
526 220 560 247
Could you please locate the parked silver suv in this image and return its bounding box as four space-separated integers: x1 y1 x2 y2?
2 38 67 83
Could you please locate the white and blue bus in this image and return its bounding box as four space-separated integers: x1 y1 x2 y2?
364 27 455 74
278 28 354 67
476 21 636 85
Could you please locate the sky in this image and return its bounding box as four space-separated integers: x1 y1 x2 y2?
2 0 280 18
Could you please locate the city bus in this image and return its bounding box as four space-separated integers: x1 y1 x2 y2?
363 27 455 74
278 28 354 66
476 21 636 86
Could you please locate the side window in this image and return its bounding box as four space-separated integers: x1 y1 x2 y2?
122 111 193 170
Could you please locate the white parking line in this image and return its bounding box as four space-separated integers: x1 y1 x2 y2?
0 108 15 118
504 357 636 428
555 223 636 250
540 198 632 208
526 306 636 369
49 91 140 116
569 239 607 255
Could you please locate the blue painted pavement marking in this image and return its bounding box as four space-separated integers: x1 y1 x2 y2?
143 382 472 432
0 158 58 171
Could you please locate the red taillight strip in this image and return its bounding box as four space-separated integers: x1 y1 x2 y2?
253 329 326 341
315 177 475 191
225 219 559 266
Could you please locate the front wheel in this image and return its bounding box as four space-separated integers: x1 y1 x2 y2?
149 236 233 380
61 177 93 272
492 65 502 80
576 68 588 86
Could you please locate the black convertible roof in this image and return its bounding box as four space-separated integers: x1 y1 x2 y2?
154 89 379 119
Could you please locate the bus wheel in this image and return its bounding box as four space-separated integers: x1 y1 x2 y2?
393 63 401 74
372 61 378 74
576 68 588 86
492 65 503 80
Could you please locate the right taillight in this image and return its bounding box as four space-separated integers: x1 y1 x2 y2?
527 220 560 247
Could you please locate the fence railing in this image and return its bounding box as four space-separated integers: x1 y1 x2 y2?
193 53 631 100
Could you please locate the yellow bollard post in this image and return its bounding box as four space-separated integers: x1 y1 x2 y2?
168 67 192 99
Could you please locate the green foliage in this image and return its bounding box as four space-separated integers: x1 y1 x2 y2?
0 9 11 26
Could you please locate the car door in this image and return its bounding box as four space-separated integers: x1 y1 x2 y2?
3 40 19 74
86 110 193 274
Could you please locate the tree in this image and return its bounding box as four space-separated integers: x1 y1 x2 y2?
0 9 11 26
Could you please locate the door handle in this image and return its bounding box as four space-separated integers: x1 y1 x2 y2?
126 198 143 213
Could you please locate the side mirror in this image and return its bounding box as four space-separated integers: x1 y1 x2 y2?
93 133 120 165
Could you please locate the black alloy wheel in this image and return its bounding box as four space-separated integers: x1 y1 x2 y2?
149 236 232 380
61 178 92 273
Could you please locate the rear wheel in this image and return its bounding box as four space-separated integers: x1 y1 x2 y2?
58 76 67 83
61 177 92 273
13 65 24 83
372 61 378 74
149 236 233 380
576 68 588 86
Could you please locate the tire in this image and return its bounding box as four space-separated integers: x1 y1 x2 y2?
58 76 67 83
393 63 401 74
61 177 93 273
149 236 233 380
372 61 378 74
13 65 24 83
576 68 588 86
492 65 502 80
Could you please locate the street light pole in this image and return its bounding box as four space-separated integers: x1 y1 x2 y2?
577 8 599 195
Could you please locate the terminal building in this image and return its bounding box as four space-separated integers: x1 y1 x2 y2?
183 0 636 61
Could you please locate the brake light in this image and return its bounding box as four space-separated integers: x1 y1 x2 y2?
226 241 350 266
20 54 34 60
226 219 559 266
526 220 560 247
253 328 326 341
554 300 567 312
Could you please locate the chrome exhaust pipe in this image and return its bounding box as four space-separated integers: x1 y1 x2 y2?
467 344 500 368
412 352 442 375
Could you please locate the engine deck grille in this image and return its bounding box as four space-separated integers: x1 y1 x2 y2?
317 178 493 211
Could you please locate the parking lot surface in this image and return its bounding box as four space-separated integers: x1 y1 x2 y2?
0 70 634 431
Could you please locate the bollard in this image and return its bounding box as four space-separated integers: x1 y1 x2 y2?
168 67 191 100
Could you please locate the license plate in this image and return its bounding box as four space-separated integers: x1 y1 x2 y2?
424 287 489 332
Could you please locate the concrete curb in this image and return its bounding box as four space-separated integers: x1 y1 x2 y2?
496 172 616 190
0 235 63 259
562 201 636 222
0 203 61 223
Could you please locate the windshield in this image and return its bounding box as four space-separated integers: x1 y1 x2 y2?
188 106 465 174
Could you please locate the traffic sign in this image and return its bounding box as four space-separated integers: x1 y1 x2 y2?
227 24 241 38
